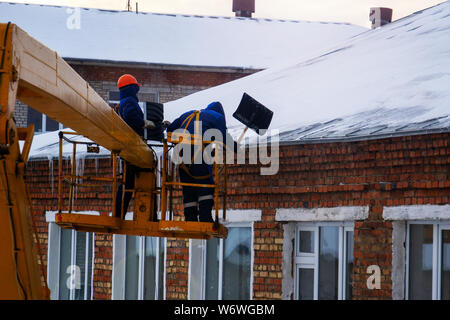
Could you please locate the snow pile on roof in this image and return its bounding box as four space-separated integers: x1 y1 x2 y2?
164 2 450 143
26 131 110 160
26 131 166 160
0 2 365 69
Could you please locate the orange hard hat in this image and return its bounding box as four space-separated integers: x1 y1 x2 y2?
117 74 140 89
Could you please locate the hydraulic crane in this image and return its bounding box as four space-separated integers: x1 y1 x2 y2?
0 23 228 300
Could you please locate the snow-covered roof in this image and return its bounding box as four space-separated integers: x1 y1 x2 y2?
0 2 365 69
164 2 450 143
26 131 110 160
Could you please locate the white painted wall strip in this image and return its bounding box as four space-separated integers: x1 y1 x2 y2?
383 205 450 221
218 209 262 224
275 206 369 222
45 210 100 222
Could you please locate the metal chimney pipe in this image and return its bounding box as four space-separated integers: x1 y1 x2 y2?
369 7 393 29
233 0 255 18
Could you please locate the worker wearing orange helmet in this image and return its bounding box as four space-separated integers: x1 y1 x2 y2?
114 74 155 218
116 74 155 136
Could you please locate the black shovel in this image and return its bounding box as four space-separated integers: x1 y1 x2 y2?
233 93 274 143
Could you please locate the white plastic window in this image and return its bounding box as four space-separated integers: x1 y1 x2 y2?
406 221 450 300
294 222 354 300
47 223 94 300
189 223 253 300
112 235 166 300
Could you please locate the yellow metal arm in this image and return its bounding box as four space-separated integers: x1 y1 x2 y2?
0 22 155 300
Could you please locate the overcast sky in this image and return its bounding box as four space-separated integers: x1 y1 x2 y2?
1 0 446 27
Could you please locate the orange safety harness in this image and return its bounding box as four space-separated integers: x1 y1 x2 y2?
175 110 212 181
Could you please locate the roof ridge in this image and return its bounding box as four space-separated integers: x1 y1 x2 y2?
1 1 356 26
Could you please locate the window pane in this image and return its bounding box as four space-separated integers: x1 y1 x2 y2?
27 107 42 133
222 227 251 300
318 226 339 300
86 233 93 300
442 230 450 300
345 231 354 300
298 268 314 300
190 239 204 300
58 228 72 300
74 232 86 300
158 238 165 300
143 237 157 300
205 238 219 300
409 224 433 300
46 115 59 132
124 236 140 300
109 91 120 101
299 230 315 254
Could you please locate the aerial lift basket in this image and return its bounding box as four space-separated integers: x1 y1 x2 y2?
55 131 228 240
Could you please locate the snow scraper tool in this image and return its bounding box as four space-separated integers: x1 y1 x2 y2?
233 93 273 143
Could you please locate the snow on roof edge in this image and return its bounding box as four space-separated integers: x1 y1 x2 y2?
4 1 357 26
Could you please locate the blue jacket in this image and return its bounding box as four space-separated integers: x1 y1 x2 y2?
167 101 232 145
118 84 144 137
168 101 236 183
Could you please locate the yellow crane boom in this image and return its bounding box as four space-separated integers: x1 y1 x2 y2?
3 23 155 168
0 22 156 300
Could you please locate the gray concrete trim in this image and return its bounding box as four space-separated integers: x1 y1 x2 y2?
383 205 450 221
392 221 406 300
275 206 369 222
282 223 295 300
45 210 100 223
218 209 262 224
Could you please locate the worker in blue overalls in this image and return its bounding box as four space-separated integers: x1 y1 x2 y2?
114 74 155 218
167 102 238 222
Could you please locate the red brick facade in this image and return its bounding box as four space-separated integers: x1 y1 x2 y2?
71 63 255 89
26 132 449 300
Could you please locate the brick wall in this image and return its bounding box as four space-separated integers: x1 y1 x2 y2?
14 101 28 127
26 132 449 300
253 209 283 299
166 237 189 299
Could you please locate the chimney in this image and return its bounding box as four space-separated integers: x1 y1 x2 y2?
369 7 393 29
233 0 255 18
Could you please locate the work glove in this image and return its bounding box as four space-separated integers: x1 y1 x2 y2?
163 120 171 129
144 119 156 129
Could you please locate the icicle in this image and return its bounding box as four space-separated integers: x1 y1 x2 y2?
94 158 98 176
48 158 54 196
74 155 86 200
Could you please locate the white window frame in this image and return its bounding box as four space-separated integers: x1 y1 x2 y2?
405 220 450 300
294 221 354 300
188 222 254 300
42 114 64 132
47 222 95 300
112 233 166 300
29 109 64 133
